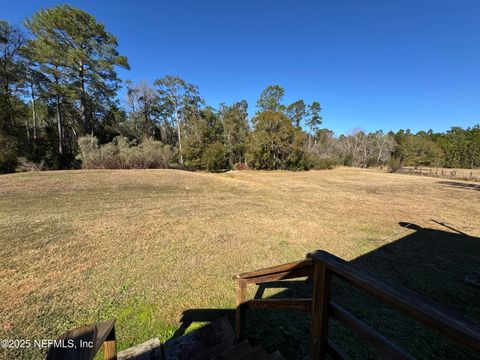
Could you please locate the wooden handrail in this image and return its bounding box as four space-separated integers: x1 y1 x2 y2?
244 298 312 312
235 258 313 280
46 319 117 360
329 301 415 360
234 258 314 339
235 250 480 360
310 250 480 352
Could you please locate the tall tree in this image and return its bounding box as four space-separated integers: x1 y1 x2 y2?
221 100 249 166
0 20 27 133
306 101 322 150
0 21 28 173
338 129 368 166
181 108 215 169
393 131 444 167
248 110 307 170
125 80 159 139
286 100 306 128
25 4 129 137
154 75 203 165
368 131 395 165
256 85 285 112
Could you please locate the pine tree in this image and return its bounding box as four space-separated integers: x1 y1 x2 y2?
25 4 129 138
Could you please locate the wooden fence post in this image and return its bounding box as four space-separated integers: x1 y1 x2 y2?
310 260 332 360
103 326 117 360
235 279 247 340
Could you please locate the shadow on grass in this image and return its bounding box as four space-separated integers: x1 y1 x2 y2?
438 180 480 191
172 221 480 360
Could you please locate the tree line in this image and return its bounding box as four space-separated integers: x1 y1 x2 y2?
1 5 479 173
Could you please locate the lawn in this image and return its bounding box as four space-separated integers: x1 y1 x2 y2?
0 168 479 359
399 166 480 182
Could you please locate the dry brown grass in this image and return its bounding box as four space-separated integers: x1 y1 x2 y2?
0 167 479 359
399 166 480 181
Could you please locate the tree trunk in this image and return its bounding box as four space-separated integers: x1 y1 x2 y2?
175 108 183 165
3 83 14 130
25 118 30 143
56 97 63 154
32 100 37 141
144 109 149 137
31 82 37 143
79 62 88 135
53 71 63 155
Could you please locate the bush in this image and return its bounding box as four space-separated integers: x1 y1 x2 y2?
389 157 402 173
16 158 46 172
202 141 229 171
311 156 336 170
77 136 119 168
119 138 172 169
77 136 172 169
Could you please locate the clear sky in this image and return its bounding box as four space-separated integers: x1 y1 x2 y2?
2 0 480 134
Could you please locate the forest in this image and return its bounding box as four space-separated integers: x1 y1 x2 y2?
1 4 480 174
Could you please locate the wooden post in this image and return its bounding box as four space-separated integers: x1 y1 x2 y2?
310 260 332 360
235 278 247 340
103 326 117 360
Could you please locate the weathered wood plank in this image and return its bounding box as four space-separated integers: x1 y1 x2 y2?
103 325 117 360
164 317 234 360
217 340 252 360
235 279 247 340
330 302 415 360
242 267 313 285
311 250 480 352
190 340 233 360
310 261 332 360
46 324 97 360
94 319 115 355
117 338 161 360
245 298 312 312
235 259 313 280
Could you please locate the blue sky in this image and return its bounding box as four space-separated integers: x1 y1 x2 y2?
2 0 480 134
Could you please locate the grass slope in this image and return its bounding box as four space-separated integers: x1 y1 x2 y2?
0 168 479 359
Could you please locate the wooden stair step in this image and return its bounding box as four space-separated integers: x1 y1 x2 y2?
164 317 235 360
263 351 286 360
200 317 235 347
117 338 162 360
228 345 268 360
190 340 235 360
216 340 252 360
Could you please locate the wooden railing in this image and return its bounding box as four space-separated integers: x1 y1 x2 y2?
46 319 117 360
234 250 480 360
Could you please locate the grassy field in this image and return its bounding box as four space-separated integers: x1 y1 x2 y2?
0 167 479 359
399 166 480 181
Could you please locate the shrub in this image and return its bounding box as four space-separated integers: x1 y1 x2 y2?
366 157 378 168
77 136 172 169
16 158 46 172
311 157 336 170
140 139 172 168
389 157 402 173
77 136 120 169
202 141 229 171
